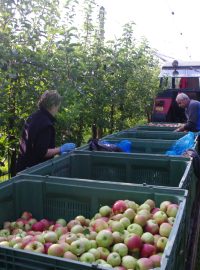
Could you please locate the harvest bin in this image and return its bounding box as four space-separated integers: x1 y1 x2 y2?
19 151 196 235
103 130 186 140
0 174 187 270
77 138 198 154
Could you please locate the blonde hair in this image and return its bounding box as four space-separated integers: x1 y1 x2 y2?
38 90 62 110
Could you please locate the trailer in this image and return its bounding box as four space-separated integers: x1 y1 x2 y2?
151 60 200 123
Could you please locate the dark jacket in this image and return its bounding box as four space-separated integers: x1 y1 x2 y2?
185 99 200 131
16 108 56 172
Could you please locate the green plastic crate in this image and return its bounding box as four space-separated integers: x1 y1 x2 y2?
0 174 187 270
19 151 196 226
19 151 193 189
104 130 186 140
77 138 198 154
132 124 179 131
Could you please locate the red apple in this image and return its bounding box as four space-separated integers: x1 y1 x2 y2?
32 221 45 232
47 243 65 257
125 234 142 252
144 219 159 235
140 243 156 257
149 254 161 267
21 211 32 220
112 200 128 214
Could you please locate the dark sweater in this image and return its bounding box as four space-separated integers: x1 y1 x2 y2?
16 108 56 172
185 99 200 131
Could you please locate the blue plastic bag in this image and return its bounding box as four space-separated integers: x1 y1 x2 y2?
101 140 132 153
116 140 132 153
166 132 195 156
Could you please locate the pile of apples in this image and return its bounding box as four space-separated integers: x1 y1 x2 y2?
0 199 178 270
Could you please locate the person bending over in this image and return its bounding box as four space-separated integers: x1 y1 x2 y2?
175 93 200 132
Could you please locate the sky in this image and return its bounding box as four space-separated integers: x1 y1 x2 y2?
95 0 200 62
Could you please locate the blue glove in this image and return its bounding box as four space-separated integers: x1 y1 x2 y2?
60 143 76 154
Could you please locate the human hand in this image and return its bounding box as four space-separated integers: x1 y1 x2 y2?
60 143 76 154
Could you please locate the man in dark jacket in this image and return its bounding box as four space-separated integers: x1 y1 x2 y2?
16 90 75 173
175 93 200 132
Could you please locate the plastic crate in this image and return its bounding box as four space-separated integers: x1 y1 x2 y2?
0 174 187 270
77 138 198 155
103 130 187 140
133 124 180 131
19 151 196 222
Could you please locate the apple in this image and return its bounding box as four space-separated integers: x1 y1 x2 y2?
75 215 87 226
136 257 154 269
144 199 156 210
54 226 68 238
0 229 10 237
63 251 78 260
99 205 112 217
0 241 10 247
141 232 154 244
112 200 128 214
166 204 179 217
153 211 167 225
47 243 65 257
113 267 126 270
159 222 172 238
111 221 124 233
28 218 38 226
111 214 124 221
160 201 171 212
70 239 86 256
40 219 50 229
153 234 161 245
124 200 138 211
140 243 156 257
21 211 32 220
56 218 67 226
144 219 159 235
88 248 101 259
43 231 58 243
168 216 175 225
112 231 124 243
134 214 148 227
97 246 110 260
138 203 151 212
24 240 45 253
123 208 136 221
96 229 113 248
112 243 128 257
151 207 160 215
67 219 81 231
13 242 23 249
32 221 45 232
125 234 142 252
70 224 84 234
119 217 131 229
121 255 137 269
91 218 108 232
80 251 96 263
63 232 77 244
79 237 91 251
127 223 143 236
107 252 121 267
44 242 52 254
149 254 161 267
156 236 168 252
